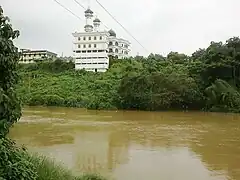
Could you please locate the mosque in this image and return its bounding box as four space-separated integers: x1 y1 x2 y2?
72 8 131 72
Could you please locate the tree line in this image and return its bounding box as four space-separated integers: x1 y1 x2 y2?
17 36 240 113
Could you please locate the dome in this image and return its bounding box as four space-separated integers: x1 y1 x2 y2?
84 25 93 28
84 8 93 14
93 18 101 23
108 29 116 37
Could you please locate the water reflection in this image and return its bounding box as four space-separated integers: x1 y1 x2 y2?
9 106 240 180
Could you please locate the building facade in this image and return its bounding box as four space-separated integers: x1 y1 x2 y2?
108 30 130 59
72 31 110 72
20 49 57 63
72 9 131 72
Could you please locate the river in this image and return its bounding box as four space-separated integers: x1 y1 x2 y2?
9 106 240 180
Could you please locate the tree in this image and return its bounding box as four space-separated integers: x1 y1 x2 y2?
167 51 188 63
0 6 21 136
148 53 166 61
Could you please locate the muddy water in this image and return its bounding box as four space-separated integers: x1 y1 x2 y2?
9 106 240 180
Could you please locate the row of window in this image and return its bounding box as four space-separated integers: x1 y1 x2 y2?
23 54 47 57
20 59 44 62
78 44 97 48
76 57 108 59
75 49 128 55
109 48 128 55
76 62 108 65
20 59 34 62
109 42 129 48
75 50 106 53
78 36 102 41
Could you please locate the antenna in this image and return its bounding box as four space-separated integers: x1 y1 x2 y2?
88 0 91 7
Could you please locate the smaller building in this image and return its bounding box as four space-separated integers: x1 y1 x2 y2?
20 49 57 63
108 29 130 59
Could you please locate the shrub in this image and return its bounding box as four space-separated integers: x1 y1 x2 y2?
0 138 37 180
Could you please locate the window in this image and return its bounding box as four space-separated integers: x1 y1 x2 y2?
78 44 81 48
94 44 97 48
78 37 81 41
89 37 91 40
82 50 86 53
115 49 119 53
98 50 104 52
125 45 128 48
115 42 119 46
100 36 102 40
89 44 91 48
83 37 86 40
109 42 113 46
122 50 124 54
87 50 91 53
76 50 81 53
125 51 128 55
83 45 86 48
93 50 97 53
94 36 97 40
122 44 123 47
109 48 113 53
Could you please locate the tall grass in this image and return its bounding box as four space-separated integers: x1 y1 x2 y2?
24 153 106 180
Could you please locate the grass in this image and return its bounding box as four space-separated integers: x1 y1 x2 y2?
24 153 106 180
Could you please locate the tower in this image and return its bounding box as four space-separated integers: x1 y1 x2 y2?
93 17 101 32
84 8 93 32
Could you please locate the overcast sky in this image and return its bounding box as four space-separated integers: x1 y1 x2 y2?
1 0 240 57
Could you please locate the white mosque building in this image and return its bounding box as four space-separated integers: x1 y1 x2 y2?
72 8 131 72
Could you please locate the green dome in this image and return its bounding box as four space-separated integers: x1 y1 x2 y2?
84 25 93 28
84 8 93 14
108 29 116 37
93 18 101 23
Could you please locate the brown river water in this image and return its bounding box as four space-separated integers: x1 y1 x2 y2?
9 106 240 180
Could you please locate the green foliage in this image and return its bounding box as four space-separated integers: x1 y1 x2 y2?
0 138 37 180
0 7 21 136
25 154 75 180
24 153 106 180
16 33 240 112
118 64 204 110
205 79 240 112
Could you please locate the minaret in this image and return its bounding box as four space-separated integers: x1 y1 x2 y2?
84 8 93 32
93 17 101 32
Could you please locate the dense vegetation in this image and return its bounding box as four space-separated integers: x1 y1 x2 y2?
18 37 240 113
0 6 105 180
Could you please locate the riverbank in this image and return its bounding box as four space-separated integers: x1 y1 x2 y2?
26 153 106 180
1 137 105 180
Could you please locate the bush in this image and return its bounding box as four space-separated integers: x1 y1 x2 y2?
0 138 37 180
28 94 64 106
